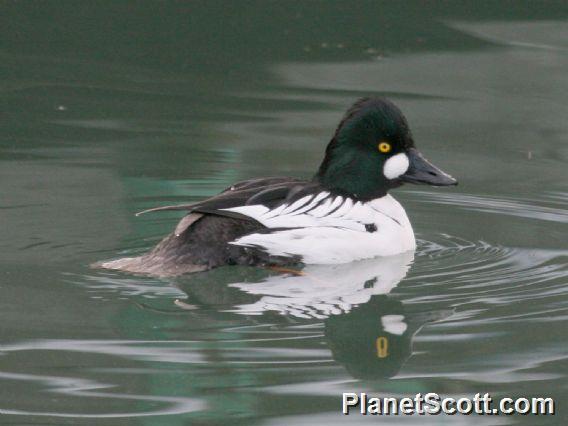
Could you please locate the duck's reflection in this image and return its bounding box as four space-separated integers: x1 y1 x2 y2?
324 294 450 379
175 252 451 379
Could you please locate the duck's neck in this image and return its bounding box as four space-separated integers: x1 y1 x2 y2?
314 139 389 201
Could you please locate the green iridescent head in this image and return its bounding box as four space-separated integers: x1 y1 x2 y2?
315 97 457 200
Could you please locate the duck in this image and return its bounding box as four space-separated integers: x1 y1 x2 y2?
99 97 457 276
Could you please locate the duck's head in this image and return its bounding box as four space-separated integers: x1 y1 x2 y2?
315 97 457 200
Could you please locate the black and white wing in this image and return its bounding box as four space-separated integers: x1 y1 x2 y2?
136 177 305 216
136 177 320 235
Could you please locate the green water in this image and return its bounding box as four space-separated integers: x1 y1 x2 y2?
1 2 568 424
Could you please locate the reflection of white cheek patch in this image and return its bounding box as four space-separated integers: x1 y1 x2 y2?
381 315 408 335
383 153 409 179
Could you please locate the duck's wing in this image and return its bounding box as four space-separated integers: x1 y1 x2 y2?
135 177 304 216
135 177 322 235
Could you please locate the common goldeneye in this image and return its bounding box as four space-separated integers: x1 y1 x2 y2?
100 97 457 276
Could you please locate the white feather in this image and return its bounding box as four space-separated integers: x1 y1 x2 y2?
308 197 334 217
288 192 329 216
279 195 312 215
223 193 415 264
262 202 288 219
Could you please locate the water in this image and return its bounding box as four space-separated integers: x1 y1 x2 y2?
1 2 567 424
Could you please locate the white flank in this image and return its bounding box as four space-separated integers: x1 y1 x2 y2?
383 153 410 179
222 193 416 264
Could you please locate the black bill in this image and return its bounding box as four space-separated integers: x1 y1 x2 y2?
400 148 457 186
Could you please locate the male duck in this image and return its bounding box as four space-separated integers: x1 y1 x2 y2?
100 97 457 276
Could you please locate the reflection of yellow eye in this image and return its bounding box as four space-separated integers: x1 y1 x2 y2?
376 336 389 358
378 141 392 153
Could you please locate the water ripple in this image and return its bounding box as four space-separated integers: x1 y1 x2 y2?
0 371 205 418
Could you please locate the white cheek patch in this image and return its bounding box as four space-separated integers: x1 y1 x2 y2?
383 153 410 179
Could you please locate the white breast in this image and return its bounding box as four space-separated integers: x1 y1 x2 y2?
222 193 416 264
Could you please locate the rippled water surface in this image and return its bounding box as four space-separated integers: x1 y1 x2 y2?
1 2 568 425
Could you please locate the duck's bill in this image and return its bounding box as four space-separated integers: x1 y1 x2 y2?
400 148 457 186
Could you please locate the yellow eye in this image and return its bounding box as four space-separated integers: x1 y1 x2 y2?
378 141 392 153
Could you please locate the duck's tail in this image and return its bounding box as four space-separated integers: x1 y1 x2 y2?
92 251 208 277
